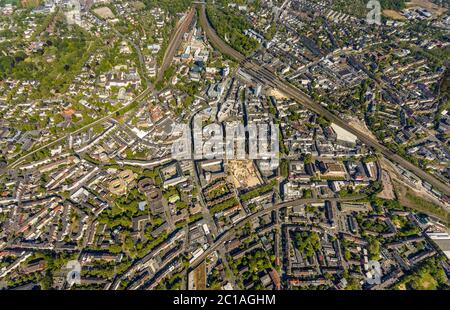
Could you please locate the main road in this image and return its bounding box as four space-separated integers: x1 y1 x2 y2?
5 87 154 170
156 8 196 82
188 196 365 271
5 8 197 171
198 4 450 197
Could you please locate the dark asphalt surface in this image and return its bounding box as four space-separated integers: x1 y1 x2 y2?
198 4 450 197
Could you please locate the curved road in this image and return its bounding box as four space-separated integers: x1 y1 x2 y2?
5 7 200 172
188 196 365 271
111 27 151 87
5 8 197 172
5 87 154 170
198 4 450 197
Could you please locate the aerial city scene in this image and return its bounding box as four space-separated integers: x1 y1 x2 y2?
0 0 449 293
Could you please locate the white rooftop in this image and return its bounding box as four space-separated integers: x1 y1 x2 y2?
331 123 358 144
